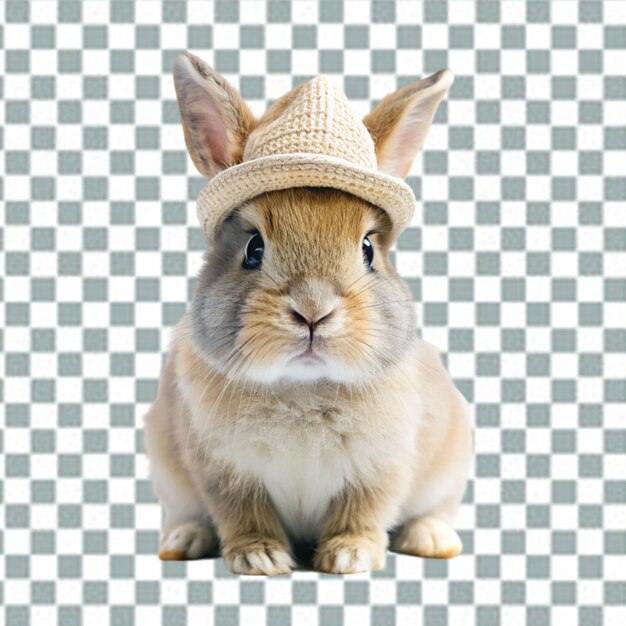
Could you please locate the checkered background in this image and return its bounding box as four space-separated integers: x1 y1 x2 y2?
2 0 625 625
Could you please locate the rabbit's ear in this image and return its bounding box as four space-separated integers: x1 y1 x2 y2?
363 70 454 179
173 53 256 179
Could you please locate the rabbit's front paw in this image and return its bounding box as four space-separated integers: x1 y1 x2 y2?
159 521 217 560
392 516 462 559
223 536 294 576
314 534 386 574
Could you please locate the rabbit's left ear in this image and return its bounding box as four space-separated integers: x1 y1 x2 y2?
173 52 256 179
363 70 454 179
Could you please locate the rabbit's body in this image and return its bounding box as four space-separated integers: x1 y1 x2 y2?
144 53 472 574
146 311 471 573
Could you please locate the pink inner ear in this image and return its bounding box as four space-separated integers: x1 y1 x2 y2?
184 82 231 171
197 102 230 169
378 106 431 179
175 54 232 175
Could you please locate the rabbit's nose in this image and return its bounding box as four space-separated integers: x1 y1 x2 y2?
290 308 335 336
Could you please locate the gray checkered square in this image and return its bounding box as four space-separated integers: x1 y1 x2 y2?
2 1 626 625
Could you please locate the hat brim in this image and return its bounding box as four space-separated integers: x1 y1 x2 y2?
196 153 416 243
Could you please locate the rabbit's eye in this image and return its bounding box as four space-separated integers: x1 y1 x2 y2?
243 232 264 269
362 235 374 268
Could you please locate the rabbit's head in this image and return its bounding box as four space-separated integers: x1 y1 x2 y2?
174 53 452 385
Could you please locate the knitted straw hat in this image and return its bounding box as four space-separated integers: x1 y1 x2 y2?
196 75 417 244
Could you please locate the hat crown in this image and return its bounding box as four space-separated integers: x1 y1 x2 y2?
243 75 377 169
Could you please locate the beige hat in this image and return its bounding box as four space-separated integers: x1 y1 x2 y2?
195 75 416 244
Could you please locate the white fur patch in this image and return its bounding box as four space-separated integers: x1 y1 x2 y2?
243 351 369 385
227 435 349 540
230 546 294 576
334 547 372 573
160 522 216 559
393 516 462 559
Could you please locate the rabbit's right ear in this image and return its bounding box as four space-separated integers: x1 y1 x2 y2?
173 53 256 179
363 70 454 179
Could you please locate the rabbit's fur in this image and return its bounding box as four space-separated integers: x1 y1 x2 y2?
144 53 473 575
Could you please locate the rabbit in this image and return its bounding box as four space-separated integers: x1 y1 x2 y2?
143 52 473 575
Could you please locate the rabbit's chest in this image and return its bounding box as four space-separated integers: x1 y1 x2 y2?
250 437 348 540
214 405 377 539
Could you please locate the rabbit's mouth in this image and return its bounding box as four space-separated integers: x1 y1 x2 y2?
290 345 325 364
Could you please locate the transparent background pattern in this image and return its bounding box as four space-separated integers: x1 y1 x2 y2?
2 1 626 625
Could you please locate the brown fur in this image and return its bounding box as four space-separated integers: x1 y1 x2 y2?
198 463 294 574
240 187 393 279
314 465 405 573
159 550 186 561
